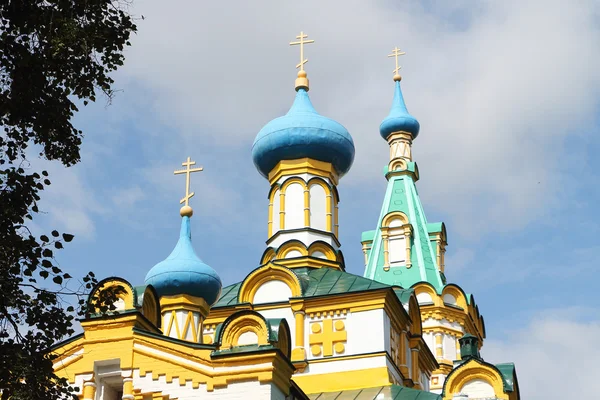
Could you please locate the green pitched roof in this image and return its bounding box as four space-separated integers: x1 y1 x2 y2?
496 363 517 392
307 385 441 400
361 230 376 242
213 268 391 308
363 171 445 291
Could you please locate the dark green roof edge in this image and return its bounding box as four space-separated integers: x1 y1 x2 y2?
214 268 394 308
308 383 441 400
50 332 84 352
496 362 517 392
132 327 217 350
442 358 518 398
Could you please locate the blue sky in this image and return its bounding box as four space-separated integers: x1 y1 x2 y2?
32 1 600 398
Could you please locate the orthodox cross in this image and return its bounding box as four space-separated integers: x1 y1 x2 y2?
290 31 315 71
174 156 203 207
388 47 406 76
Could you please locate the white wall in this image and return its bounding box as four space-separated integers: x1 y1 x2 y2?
253 280 292 304
309 184 327 231
460 378 495 398
132 371 277 400
272 188 280 235
258 307 295 348
284 183 304 229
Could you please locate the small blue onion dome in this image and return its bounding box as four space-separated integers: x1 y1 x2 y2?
145 216 222 305
380 80 420 140
252 88 355 179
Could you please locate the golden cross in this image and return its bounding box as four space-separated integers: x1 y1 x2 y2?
174 156 203 207
388 47 406 75
309 319 347 357
290 31 315 71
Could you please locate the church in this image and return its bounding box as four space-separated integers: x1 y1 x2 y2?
52 33 520 400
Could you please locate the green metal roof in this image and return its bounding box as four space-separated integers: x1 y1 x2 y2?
361 230 376 242
214 282 242 307
363 173 445 291
307 385 441 400
393 288 415 306
213 268 391 308
426 223 443 234
496 363 517 392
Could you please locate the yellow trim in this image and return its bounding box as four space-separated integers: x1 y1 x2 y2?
277 241 309 259
82 381 96 400
220 313 270 348
280 177 307 231
304 185 310 227
160 294 210 317
441 286 468 310
382 211 409 226
141 286 159 328
279 188 286 229
275 256 342 271
238 263 303 303
292 366 392 394
53 325 295 394
381 212 413 269
307 178 334 232
91 279 135 313
308 318 347 357
292 314 306 361
268 185 280 237
442 360 509 400
307 242 336 261
332 188 340 237
260 247 276 264
268 158 339 186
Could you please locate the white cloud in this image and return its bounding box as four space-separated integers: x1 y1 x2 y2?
33 162 106 239
111 185 145 208
116 0 600 239
483 309 600 399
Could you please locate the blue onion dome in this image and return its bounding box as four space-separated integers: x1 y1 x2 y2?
252 88 355 179
380 79 420 140
145 216 222 305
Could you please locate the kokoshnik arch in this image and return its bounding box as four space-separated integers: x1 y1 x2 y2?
52 33 520 400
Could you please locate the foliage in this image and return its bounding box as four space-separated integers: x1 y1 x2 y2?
0 1 136 398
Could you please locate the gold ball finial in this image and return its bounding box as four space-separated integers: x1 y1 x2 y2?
393 74 402 82
297 70 307 78
180 205 193 217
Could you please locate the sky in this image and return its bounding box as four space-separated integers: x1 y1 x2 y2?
32 0 600 398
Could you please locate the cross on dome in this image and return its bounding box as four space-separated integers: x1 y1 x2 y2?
289 31 314 72
174 156 203 217
290 31 315 91
388 47 406 81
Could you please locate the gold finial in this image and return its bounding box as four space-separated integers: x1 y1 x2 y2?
290 31 315 91
174 156 203 217
388 47 406 81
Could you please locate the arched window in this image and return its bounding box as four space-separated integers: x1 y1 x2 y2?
309 183 327 231
381 214 412 269
272 188 280 234
284 182 304 229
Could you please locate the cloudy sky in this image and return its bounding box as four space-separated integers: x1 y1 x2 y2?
34 0 600 398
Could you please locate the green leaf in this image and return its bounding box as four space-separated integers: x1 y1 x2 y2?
40 235 49 242
55 241 63 249
53 276 63 285
51 230 59 237
62 233 74 242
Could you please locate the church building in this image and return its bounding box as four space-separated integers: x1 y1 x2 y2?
52 34 520 400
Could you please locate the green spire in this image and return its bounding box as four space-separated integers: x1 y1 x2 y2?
362 164 445 291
